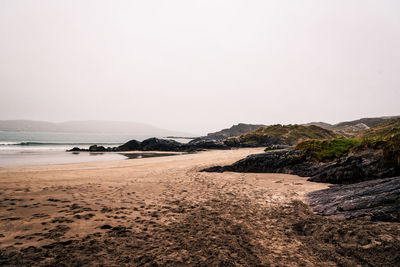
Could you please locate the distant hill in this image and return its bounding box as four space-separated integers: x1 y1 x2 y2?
0 120 194 137
205 116 400 142
294 118 400 164
358 118 400 139
206 123 265 140
303 116 400 137
302 122 333 129
334 116 400 128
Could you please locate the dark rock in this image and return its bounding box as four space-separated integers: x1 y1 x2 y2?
88 145 106 152
186 139 229 150
202 149 318 176
224 135 283 148
188 136 210 143
69 136 234 153
307 176 400 221
88 145 97 151
140 138 183 152
117 139 141 151
201 166 226 173
203 148 400 185
309 153 400 184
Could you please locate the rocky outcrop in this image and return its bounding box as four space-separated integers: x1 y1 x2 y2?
202 149 400 184
68 137 231 153
117 140 141 151
309 152 400 184
202 150 319 177
224 135 283 148
68 145 116 152
88 145 107 152
307 176 400 222
206 123 265 140
186 139 229 150
140 138 183 151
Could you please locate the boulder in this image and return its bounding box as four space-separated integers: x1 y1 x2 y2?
202 149 318 176
89 145 106 152
140 138 183 152
117 139 141 151
186 139 229 150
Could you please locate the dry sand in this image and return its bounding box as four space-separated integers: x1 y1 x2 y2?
0 148 399 266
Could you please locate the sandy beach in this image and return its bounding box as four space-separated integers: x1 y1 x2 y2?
1 148 399 266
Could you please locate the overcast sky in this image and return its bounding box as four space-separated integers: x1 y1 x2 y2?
0 0 399 135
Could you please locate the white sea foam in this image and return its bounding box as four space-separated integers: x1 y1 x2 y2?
0 131 139 166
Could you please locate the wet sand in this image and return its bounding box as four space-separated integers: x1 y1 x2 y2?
0 148 399 266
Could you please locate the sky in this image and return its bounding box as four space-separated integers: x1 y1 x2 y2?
0 0 399 135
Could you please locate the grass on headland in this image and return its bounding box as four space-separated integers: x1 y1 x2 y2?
228 124 339 147
358 118 400 139
295 118 400 163
296 134 400 164
355 133 400 165
296 138 360 162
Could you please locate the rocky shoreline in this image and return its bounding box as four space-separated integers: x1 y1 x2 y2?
307 176 400 221
68 137 229 153
67 124 341 153
68 120 400 223
202 147 400 222
202 148 400 184
2 148 400 266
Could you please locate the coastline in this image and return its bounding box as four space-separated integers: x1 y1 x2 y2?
0 149 188 168
1 148 399 265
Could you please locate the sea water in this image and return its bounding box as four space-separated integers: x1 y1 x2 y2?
0 131 183 167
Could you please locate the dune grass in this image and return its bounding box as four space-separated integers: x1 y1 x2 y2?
233 124 338 146
296 138 360 162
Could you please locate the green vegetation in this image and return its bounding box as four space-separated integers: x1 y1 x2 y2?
359 118 400 139
354 119 400 164
296 119 400 163
355 133 400 165
207 123 265 139
224 119 400 164
384 134 400 165
296 138 360 162
231 124 339 147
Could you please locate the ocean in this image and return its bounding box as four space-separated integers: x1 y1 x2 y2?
0 131 186 167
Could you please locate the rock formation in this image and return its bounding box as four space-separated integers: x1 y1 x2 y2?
307 176 400 222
